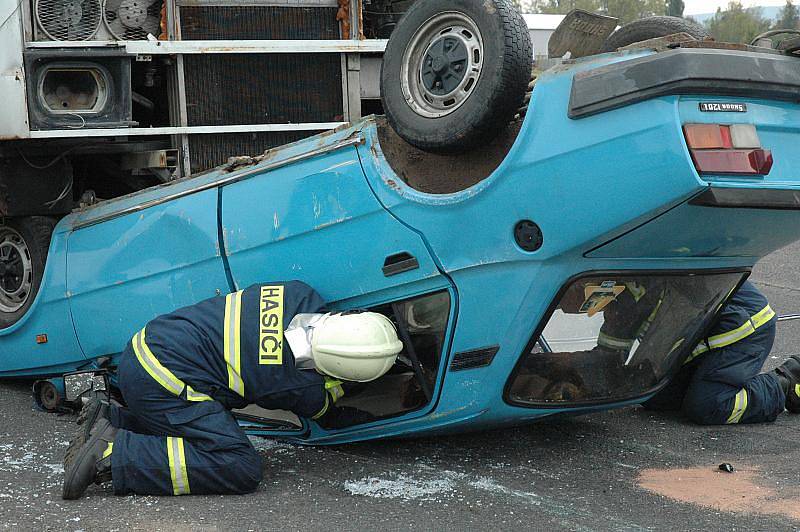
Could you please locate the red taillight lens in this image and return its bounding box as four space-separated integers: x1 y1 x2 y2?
683 124 772 176
684 124 732 149
691 149 774 175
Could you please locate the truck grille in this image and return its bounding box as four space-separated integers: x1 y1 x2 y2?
179 6 340 40
183 54 343 127
179 5 343 172
188 131 320 174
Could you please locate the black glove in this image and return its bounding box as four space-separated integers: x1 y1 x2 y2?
316 405 373 430
340 381 368 396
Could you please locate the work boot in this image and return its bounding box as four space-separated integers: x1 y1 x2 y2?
64 396 110 471
773 355 800 413
62 418 116 500
77 396 110 442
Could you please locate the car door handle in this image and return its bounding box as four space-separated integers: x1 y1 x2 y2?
382 252 419 277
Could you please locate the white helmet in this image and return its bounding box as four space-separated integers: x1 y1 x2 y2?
311 311 403 382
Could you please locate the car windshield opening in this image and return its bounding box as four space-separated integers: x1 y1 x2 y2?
506 271 747 407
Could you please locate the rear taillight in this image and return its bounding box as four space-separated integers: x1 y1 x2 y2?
683 124 773 175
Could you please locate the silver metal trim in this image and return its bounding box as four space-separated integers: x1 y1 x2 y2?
175 0 339 6
124 39 389 54
72 134 363 230
26 39 389 54
29 122 346 138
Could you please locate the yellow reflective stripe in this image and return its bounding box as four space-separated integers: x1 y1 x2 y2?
167 436 178 494
132 328 184 396
795 383 800 399
625 282 647 302
686 341 710 364
688 305 775 363
167 436 190 495
597 331 634 350
668 338 685 356
132 328 212 401
726 388 748 424
177 437 190 495
102 442 113 459
312 393 330 420
752 304 777 328
186 386 213 402
706 305 775 349
636 296 664 338
223 290 245 397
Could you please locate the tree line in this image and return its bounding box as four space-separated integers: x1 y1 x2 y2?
513 0 800 43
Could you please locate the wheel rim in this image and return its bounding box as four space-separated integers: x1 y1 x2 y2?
400 12 484 118
39 382 59 410
0 227 33 313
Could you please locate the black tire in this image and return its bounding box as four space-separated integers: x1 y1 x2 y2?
602 16 711 52
0 216 56 329
381 0 532 153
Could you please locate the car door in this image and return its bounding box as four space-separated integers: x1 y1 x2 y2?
220 139 453 437
220 140 446 305
67 189 231 359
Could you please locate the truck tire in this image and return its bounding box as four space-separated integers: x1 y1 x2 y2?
602 16 711 52
381 0 532 153
0 217 56 329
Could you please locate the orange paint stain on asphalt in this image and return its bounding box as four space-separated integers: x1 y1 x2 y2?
637 466 800 521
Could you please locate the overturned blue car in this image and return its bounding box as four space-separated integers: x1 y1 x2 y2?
2 3 800 445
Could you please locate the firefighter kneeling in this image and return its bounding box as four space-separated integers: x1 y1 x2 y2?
62 281 403 499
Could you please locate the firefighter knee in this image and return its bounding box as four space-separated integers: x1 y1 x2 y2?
239 446 264 493
218 445 263 494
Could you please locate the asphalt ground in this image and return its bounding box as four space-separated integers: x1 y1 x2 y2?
1 242 799 531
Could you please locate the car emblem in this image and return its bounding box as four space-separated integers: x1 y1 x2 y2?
699 102 747 112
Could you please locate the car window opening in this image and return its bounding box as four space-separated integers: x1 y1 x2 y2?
234 290 451 431
333 290 450 425
507 272 747 407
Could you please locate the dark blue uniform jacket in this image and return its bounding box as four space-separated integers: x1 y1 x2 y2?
139 280 328 418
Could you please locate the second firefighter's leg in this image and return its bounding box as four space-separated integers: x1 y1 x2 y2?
641 363 694 411
681 323 785 425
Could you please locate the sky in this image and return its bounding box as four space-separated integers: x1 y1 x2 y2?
683 0 789 15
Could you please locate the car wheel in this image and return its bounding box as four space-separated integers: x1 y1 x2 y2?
602 16 712 52
381 0 532 153
0 217 56 329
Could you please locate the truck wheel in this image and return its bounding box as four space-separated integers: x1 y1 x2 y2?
0 217 56 329
381 0 532 153
602 16 711 52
